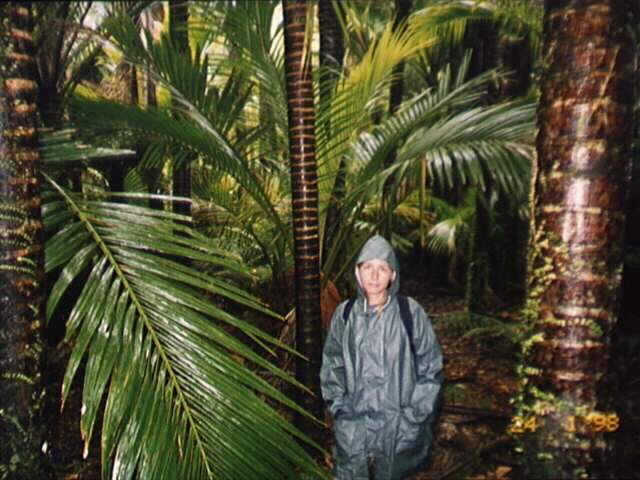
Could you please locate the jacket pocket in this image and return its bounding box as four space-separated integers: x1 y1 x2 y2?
396 412 425 452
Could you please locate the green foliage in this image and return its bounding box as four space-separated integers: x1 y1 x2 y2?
32 2 544 477
64 1 537 294
41 169 326 479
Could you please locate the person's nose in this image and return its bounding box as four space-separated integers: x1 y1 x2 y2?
372 269 379 280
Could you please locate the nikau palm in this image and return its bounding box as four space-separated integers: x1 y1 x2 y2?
282 0 325 435
519 1 634 478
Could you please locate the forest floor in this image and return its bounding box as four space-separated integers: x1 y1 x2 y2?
404 282 520 480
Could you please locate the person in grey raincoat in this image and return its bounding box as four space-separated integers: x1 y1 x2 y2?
320 235 443 479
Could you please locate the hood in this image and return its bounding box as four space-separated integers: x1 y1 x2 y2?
355 234 400 299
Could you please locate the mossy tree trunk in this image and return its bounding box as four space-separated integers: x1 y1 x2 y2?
0 3 50 478
519 1 635 478
282 0 324 440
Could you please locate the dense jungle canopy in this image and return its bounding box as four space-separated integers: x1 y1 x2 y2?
0 1 638 479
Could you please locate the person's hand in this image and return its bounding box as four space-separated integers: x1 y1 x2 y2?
324 451 334 470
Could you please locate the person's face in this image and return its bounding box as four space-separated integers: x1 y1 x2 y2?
358 259 394 300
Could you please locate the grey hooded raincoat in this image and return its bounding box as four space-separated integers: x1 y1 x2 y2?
321 235 443 479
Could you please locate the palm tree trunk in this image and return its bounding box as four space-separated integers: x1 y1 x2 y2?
34 1 69 128
145 58 164 212
318 0 344 107
519 2 635 478
0 3 50 478
318 0 346 265
170 0 191 218
465 189 489 313
382 0 412 237
282 0 324 437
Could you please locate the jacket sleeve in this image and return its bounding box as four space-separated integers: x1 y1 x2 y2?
320 303 350 418
405 300 443 424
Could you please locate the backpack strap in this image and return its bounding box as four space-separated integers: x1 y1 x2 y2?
342 297 357 323
342 295 415 357
397 295 416 358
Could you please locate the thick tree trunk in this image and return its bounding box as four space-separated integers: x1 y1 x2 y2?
519 1 635 478
0 3 50 478
282 0 324 439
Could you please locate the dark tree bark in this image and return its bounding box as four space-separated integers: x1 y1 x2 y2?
318 0 347 266
33 1 69 128
382 0 412 237
282 0 324 439
461 17 497 313
170 0 191 219
0 3 51 478
465 190 489 313
145 50 164 212
519 1 635 478
32 2 95 129
318 0 344 107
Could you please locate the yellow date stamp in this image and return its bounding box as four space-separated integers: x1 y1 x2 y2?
509 412 620 434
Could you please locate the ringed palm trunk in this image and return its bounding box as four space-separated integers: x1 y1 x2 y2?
282 0 324 437
519 1 634 478
0 3 50 478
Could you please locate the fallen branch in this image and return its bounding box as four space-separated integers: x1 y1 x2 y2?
441 404 511 419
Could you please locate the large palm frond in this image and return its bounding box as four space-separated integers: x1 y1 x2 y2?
425 193 475 258
42 167 325 478
348 68 534 199
321 60 534 281
314 13 435 233
191 0 292 169
71 95 286 236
